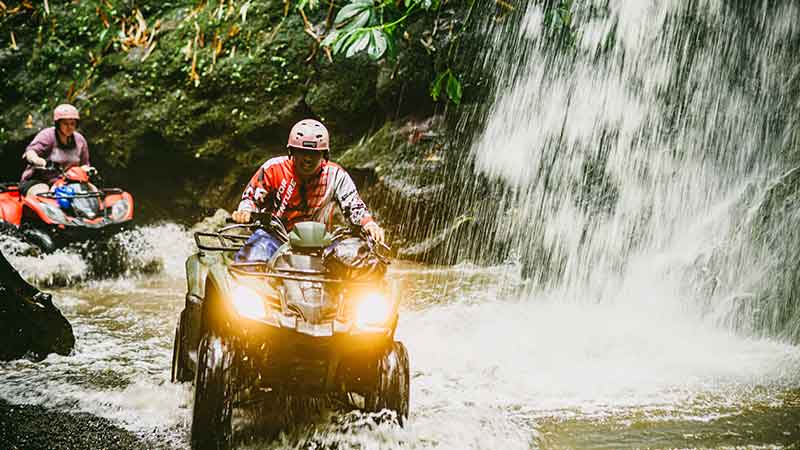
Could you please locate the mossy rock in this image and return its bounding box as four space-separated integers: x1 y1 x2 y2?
306 54 380 141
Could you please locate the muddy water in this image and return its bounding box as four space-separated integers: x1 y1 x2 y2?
1 227 799 449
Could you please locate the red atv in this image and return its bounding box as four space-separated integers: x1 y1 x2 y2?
0 164 134 252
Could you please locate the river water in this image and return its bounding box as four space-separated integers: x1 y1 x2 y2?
1 224 799 449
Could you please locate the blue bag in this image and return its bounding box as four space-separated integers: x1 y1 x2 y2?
234 229 282 262
53 186 76 210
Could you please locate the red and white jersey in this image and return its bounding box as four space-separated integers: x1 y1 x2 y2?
237 156 374 230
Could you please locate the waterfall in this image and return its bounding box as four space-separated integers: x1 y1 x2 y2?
439 0 800 340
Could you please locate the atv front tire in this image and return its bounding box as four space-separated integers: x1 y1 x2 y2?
365 341 410 424
191 332 235 450
22 228 55 253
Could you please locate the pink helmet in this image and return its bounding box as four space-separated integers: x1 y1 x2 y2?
53 104 80 122
287 119 329 152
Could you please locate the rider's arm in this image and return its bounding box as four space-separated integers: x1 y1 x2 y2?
330 167 385 244
77 133 90 167
23 129 55 167
331 167 375 229
237 165 273 213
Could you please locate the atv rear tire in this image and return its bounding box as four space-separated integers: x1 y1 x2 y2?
191 332 235 450
365 341 410 425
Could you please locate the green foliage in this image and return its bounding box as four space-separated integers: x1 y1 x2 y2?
320 0 448 61
321 0 472 105
321 0 406 61
430 68 462 105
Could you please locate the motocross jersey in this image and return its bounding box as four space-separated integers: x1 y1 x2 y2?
237 156 374 230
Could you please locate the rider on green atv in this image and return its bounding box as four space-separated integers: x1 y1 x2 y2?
231 119 385 260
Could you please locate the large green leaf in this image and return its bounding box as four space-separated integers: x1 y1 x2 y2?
345 9 372 31
334 2 370 24
446 72 462 105
367 29 388 60
321 29 340 47
345 30 371 57
333 29 357 54
430 69 449 101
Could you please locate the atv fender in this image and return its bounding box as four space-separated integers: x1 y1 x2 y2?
186 252 211 300
200 261 235 333
177 252 227 378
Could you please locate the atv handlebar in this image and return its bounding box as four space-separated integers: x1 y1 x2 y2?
210 213 390 259
33 162 99 179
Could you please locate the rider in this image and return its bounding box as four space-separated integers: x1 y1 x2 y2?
20 104 92 200
232 119 385 256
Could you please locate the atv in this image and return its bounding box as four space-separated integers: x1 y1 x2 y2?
0 164 134 252
171 215 409 450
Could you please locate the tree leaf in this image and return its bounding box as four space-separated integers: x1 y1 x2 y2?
321 29 339 47
331 29 355 54
334 2 369 25
345 29 371 57
367 29 388 60
343 9 372 31
446 72 462 105
430 69 448 101
383 27 398 60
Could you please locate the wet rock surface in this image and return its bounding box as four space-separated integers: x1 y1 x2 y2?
0 398 164 450
0 251 75 361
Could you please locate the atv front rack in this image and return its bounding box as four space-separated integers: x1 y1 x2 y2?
229 262 379 286
230 263 344 283
194 231 251 252
36 188 124 200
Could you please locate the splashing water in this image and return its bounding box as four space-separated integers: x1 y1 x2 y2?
2 223 194 286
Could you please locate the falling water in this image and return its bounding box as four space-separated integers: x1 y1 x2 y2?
439 0 800 339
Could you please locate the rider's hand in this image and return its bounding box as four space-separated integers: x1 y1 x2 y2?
25 151 47 167
232 210 252 223
80 165 95 174
364 221 385 246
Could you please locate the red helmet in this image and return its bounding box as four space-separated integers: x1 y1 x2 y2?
287 119 329 152
53 104 80 122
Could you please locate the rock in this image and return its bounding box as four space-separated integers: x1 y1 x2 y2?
191 208 232 233
0 398 160 450
0 250 75 361
305 54 380 139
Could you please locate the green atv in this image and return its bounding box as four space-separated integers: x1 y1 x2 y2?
171 216 409 450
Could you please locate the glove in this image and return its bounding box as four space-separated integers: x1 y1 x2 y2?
364 221 385 246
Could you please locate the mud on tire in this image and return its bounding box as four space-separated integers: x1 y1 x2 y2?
365 341 410 425
191 332 235 450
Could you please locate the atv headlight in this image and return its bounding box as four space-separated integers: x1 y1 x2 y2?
231 284 267 320
111 200 129 220
40 203 67 224
354 291 393 328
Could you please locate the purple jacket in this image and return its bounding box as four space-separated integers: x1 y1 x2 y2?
21 127 90 183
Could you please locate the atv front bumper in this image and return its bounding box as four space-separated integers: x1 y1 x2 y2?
231 318 393 395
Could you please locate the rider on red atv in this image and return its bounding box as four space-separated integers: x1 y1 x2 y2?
20 104 94 199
